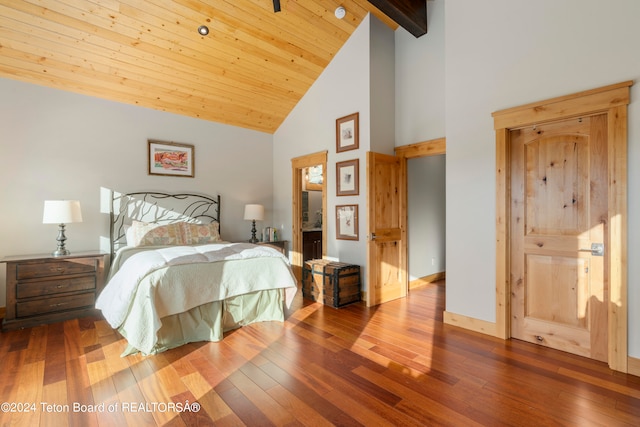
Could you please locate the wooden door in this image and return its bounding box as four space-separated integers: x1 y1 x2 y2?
366 152 407 306
510 115 608 361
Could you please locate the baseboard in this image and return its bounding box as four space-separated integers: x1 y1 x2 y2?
628 356 640 377
409 272 446 289
443 310 498 337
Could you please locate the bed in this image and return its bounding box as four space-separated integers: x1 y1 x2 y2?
96 191 297 356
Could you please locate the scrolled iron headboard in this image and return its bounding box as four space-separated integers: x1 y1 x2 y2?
110 191 221 262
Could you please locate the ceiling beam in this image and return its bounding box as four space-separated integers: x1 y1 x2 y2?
367 0 427 37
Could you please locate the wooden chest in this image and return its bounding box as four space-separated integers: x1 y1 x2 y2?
302 259 361 308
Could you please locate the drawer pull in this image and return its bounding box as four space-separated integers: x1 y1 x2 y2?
51 302 69 308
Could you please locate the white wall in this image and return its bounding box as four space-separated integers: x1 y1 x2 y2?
395 0 445 145
407 155 446 280
370 15 396 155
0 78 273 306
396 0 447 284
394 0 640 356
273 15 395 291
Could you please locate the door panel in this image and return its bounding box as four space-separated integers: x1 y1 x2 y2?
526 255 589 329
525 135 589 235
511 115 608 362
366 152 406 306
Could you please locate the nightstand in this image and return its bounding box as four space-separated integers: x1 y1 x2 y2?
2 251 106 331
251 240 288 256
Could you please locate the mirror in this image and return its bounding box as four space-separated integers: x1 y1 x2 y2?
305 165 323 191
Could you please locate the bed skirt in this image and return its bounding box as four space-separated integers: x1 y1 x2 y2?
119 288 284 356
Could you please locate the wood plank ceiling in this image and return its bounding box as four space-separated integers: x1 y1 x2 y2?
0 1 410 133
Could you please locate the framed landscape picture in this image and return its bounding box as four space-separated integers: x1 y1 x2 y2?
336 112 359 153
148 140 195 178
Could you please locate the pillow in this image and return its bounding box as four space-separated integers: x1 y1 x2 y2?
181 222 221 245
124 225 137 247
128 221 185 247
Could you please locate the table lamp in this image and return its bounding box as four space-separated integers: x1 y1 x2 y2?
43 200 83 256
243 204 264 243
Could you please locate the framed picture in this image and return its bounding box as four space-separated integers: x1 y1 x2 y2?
336 159 359 196
336 204 358 240
336 112 359 153
148 140 195 177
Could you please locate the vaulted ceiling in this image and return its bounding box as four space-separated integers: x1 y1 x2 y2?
0 1 425 133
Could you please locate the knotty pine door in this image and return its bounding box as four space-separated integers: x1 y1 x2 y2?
366 152 407 307
510 114 608 362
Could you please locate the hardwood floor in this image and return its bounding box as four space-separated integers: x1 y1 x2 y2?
1 280 639 426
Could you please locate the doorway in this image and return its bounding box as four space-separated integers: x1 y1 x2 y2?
395 137 447 289
493 81 631 372
291 151 327 282
406 154 446 288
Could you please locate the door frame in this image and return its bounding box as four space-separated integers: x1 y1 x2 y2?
395 137 447 290
291 151 328 282
493 81 632 372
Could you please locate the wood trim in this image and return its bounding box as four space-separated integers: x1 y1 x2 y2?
495 128 510 340
0 306 5 319
608 104 628 371
291 151 328 282
409 272 445 290
492 81 633 130
291 151 328 169
395 137 446 159
443 311 497 336
628 356 640 377
493 81 632 372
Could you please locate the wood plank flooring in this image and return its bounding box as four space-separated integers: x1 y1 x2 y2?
1 280 639 426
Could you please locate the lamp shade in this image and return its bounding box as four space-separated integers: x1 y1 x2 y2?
243 204 264 221
43 200 83 224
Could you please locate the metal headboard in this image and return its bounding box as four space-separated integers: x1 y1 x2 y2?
110 191 221 262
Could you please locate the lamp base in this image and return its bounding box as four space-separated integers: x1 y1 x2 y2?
52 223 70 257
51 248 71 257
250 220 259 243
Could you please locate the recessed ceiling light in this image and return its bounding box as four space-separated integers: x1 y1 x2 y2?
197 25 209 36
335 6 346 19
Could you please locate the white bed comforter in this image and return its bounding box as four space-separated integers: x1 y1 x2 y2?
96 243 297 351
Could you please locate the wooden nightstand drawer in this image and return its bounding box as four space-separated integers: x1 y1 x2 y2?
17 292 96 317
17 276 96 299
16 258 98 280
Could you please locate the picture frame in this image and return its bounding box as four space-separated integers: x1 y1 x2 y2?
148 140 195 178
336 159 359 196
336 112 359 153
336 204 358 240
